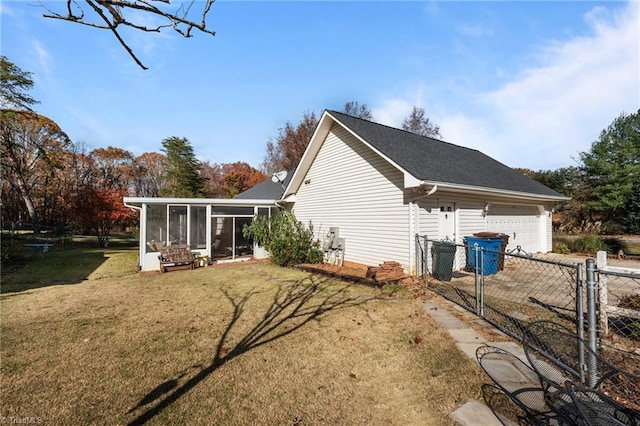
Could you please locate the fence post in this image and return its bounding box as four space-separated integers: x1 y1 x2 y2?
596 251 609 337
473 243 480 315
585 258 598 388
424 237 429 287
576 263 586 384
415 234 419 278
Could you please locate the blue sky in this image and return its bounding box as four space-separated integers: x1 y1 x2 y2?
2 1 638 171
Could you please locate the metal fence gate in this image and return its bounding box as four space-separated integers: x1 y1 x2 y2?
416 235 640 361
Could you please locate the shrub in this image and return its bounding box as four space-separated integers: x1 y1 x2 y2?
552 237 572 254
243 210 323 267
552 245 571 254
571 235 608 255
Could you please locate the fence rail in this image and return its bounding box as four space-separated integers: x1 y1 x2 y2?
595 251 640 347
416 235 640 358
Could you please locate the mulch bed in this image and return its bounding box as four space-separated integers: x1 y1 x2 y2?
297 262 380 286
297 261 416 287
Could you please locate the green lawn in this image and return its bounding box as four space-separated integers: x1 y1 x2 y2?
1 248 486 425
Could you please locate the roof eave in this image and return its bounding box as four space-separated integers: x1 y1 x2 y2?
414 181 570 203
122 197 280 207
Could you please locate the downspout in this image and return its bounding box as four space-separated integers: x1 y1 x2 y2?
411 184 438 203
410 185 438 277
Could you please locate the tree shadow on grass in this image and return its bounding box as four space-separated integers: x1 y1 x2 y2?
126 274 378 425
1 248 111 294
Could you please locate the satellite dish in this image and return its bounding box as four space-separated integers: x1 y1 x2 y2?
271 170 288 183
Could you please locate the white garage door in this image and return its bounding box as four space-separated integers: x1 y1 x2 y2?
486 205 541 254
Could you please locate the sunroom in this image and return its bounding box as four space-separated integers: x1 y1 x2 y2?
123 197 281 271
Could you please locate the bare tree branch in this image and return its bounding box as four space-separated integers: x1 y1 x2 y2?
83 0 147 69
40 0 216 70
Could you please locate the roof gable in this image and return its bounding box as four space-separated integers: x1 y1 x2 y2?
305 110 565 199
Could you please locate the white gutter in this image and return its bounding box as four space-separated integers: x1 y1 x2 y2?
413 181 570 203
123 197 280 207
124 201 141 211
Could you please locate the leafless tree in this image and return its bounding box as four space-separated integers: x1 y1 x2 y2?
343 101 373 120
40 0 216 70
402 105 441 138
261 111 319 175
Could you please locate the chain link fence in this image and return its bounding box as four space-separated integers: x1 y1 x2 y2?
595 252 640 352
416 235 640 360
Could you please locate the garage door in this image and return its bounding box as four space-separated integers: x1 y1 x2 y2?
486 205 541 254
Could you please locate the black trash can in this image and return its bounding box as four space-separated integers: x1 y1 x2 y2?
431 241 456 281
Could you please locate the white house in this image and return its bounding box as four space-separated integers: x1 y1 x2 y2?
124 110 568 273
280 110 569 274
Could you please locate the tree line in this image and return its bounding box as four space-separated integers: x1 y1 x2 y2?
2 56 639 245
0 57 266 243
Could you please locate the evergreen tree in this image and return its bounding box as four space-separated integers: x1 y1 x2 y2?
0 56 39 110
160 136 206 197
622 179 640 234
579 110 640 233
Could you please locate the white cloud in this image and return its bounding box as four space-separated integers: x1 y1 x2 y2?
32 40 54 79
375 2 639 170
372 83 440 128
372 98 412 127
476 2 639 169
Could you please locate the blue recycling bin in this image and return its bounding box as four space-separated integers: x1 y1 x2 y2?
464 236 502 275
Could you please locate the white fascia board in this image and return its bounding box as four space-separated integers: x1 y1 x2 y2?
415 181 571 203
283 111 335 198
404 174 423 188
122 197 279 207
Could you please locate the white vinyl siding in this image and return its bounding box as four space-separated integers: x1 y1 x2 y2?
293 125 411 270
417 199 439 238
457 202 488 241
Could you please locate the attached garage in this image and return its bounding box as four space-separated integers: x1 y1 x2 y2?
284 110 569 273
486 205 544 254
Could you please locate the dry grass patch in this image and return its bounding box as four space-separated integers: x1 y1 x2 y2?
2 259 484 425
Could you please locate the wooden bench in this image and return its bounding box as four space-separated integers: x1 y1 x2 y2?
158 244 196 273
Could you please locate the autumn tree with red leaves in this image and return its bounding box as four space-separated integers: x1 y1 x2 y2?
261 111 318 175
220 162 265 198
88 146 136 246
199 161 265 198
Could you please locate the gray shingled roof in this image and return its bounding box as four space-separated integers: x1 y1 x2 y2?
328 110 564 197
235 170 293 200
